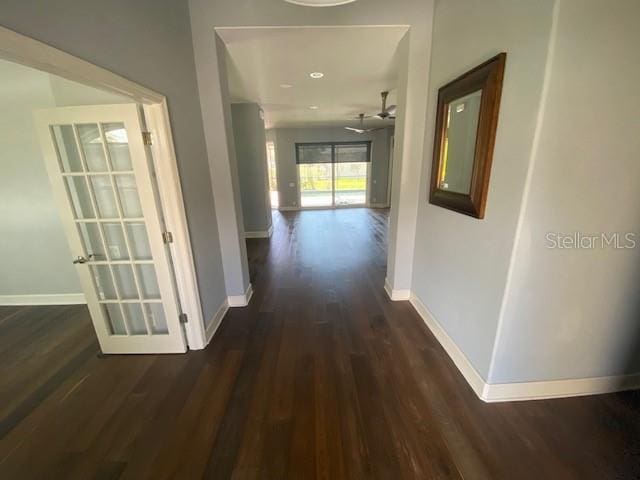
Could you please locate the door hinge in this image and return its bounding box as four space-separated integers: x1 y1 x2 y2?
142 131 152 146
179 313 188 324
162 231 174 244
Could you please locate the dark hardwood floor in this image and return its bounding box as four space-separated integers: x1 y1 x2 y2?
1 208 639 479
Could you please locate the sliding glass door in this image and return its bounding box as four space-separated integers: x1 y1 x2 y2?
296 141 370 208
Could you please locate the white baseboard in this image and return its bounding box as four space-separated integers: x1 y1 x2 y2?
245 224 273 238
0 293 86 306
484 372 640 402
409 292 487 398
383 278 411 301
228 283 253 307
278 206 299 211
408 291 640 402
205 298 229 344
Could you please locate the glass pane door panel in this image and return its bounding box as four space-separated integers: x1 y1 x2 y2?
123 303 147 335
335 162 367 206
103 122 132 171
52 125 83 172
113 265 138 299
115 175 143 217
145 303 168 334
65 177 95 219
91 266 117 300
77 124 108 172
126 222 152 260
102 223 130 260
105 304 127 335
299 163 333 207
77 223 106 260
90 176 118 218
136 264 161 299
36 104 187 352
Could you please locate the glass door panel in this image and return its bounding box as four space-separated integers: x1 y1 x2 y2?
35 104 186 353
299 163 333 207
335 162 367 206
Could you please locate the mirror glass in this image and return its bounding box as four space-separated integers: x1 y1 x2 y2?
438 89 482 194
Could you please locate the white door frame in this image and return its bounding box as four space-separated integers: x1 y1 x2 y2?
0 26 207 350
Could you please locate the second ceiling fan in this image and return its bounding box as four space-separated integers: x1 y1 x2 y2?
344 91 396 134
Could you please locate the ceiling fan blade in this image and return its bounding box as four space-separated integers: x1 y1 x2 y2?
385 105 397 115
344 127 364 134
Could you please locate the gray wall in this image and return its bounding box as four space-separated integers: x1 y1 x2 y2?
489 0 640 383
270 127 393 209
231 103 272 234
0 0 227 322
0 60 80 297
411 0 555 379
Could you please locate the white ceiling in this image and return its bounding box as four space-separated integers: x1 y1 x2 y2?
217 26 407 129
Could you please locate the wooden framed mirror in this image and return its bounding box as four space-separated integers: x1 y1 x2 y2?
429 53 506 218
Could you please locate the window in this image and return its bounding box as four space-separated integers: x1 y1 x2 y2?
295 141 370 208
266 141 278 208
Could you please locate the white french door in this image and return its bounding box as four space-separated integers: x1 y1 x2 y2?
34 104 186 354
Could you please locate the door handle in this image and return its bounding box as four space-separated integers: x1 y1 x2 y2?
72 254 95 264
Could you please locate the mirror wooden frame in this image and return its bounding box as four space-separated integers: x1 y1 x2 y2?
429 53 506 219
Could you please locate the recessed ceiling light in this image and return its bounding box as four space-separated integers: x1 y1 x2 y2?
309 105 319 110
279 83 293 88
285 0 357 6
309 72 324 79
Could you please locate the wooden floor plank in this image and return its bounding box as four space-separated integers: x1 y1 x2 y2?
1 208 639 479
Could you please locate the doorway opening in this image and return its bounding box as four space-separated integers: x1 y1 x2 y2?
0 26 206 353
219 25 404 218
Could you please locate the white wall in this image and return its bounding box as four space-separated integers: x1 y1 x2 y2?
0 61 81 298
489 0 640 383
0 0 228 322
411 0 555 378
231 103 272 234
269 126 393 209
188 0 434 299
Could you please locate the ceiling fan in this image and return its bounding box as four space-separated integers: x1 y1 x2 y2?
344 113 385 134
368 91 396 120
